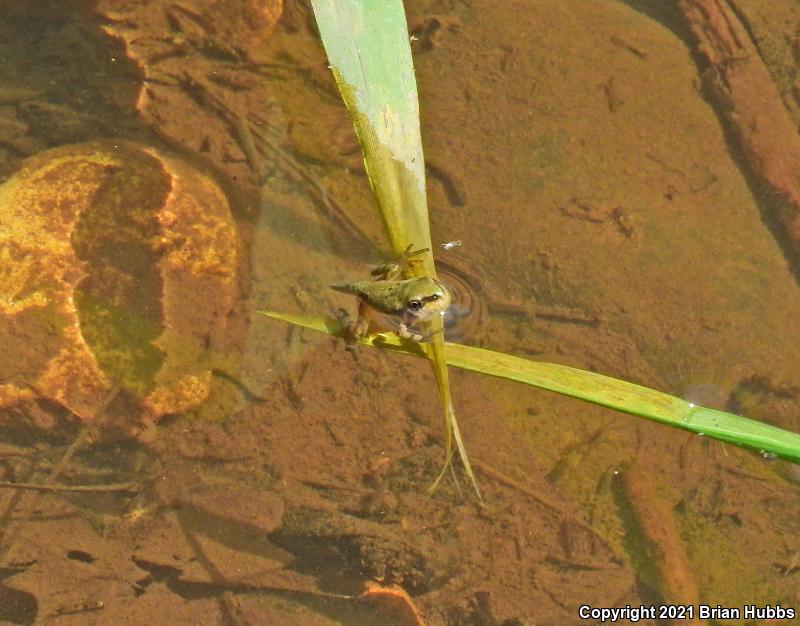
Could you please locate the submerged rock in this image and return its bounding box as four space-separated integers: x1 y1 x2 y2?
0 141 238 432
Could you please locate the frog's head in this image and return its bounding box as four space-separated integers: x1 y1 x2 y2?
403 277 452 322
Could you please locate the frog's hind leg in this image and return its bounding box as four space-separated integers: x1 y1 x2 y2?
371 245 430 280
399 245 429 273
335 301 371 360
335 308 362 360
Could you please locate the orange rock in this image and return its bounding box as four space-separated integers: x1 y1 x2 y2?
0 141 238 429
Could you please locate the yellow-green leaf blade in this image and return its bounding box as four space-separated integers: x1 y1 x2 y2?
310 0 430 260
310 0 477 496
258 310 800 464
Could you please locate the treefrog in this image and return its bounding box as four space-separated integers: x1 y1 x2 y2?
331 247 452 346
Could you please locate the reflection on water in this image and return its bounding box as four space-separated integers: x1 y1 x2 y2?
1 1 800 624
437 263 484 343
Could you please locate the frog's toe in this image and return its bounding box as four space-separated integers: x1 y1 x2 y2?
397 323 424 342
345 342 360 361
371 261 399 278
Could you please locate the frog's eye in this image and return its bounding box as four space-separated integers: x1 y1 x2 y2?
407 299 423 312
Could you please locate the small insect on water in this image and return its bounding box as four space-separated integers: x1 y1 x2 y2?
331 246 452 356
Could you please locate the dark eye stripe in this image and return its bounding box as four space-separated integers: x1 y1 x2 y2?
407 292 444 310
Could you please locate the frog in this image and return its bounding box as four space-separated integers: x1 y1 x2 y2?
330 247 452 349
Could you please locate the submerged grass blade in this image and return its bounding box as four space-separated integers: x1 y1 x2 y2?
310 0 478 496
259 310 800 464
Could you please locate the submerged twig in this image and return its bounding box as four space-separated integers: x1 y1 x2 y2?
676 0 800 270
0 481 139 494
619 460 704 623
0 386 120 566
473 459 615 552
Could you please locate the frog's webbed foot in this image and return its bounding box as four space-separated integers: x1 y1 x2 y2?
370 260 400 280
335 308 359 360
335 308 368 361
371 245 430 280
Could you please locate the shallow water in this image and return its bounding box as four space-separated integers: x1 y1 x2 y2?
1 1 799 624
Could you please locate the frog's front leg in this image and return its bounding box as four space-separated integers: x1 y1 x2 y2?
397 322 424 342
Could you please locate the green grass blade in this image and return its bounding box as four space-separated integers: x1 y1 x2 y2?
310 0 479 497
310 0 430 259
259 310 800 464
